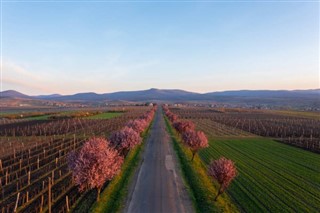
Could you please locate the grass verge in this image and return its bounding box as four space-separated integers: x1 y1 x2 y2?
89 119 153 213
164 116 239 213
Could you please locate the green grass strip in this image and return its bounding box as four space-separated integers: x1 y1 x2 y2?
25 114 52 120
164 116 239 213
89 120 153 213
86 112 123 119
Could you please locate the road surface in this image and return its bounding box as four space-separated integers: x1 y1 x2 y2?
124 108 194 213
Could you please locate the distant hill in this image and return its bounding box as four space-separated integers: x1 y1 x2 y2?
41 88 199 101
35 94 62 99
1 88 319 108
0 90 30 99
106 88 199 101
0 90 63 99
205 89 320 97
42 92 101 101
204 89 320 107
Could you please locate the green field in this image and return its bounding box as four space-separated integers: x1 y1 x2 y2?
25 114 52 120
24 112 122 120
86 112 122 119
199 137 320 212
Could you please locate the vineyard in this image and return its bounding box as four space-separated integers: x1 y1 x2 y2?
0 107 152 213
1 105 319 212
170 107 320 152
169 106 320 212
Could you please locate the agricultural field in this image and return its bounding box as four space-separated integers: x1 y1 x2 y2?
1 104 319 213
0 106 152 213
171 107 320 153
200 137 320 212
85 112 122 120
170 106 320 212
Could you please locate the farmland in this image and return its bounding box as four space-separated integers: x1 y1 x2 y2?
0 106 153 213
201 137 320 212
1 104 319 213
171 107 320 153
85 112 122 120
170 106 320 212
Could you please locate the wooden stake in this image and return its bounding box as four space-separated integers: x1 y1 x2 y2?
48 177 52 213
66 195 70 212
51 171 54 185
14 192 20 212
1 187 4 201
28 171 31 185
5 171 8 185
40 195 44 212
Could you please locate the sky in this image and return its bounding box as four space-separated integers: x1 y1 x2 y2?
1 0 319 95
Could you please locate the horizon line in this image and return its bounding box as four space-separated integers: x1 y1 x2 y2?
1 87 319 96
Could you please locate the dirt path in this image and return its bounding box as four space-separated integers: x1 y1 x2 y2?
124 107 194 213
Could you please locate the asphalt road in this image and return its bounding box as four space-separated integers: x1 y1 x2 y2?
124 108 194 213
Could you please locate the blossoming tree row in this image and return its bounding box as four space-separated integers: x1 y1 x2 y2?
163 105 208 161
68 106 157 201
163 105 237 201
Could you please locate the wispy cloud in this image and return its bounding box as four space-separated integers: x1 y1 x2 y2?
3 60 43 81
3 77 55 94
1 57 160 95
2 61 57 94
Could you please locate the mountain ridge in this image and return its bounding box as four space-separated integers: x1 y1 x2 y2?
1 88 319 99
1 88 319 105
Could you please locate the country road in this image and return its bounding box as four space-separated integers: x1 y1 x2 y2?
124 107 194 213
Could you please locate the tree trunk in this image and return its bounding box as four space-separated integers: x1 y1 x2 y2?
191 152 196 161
214 184 224 201
97 187 101 202
123 148 129 157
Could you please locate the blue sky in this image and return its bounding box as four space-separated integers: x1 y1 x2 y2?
1 1 319 95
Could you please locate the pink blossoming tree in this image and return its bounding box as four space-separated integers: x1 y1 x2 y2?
167 112 178 123
67 137 123 201
110 126 142 156
208 157 237 201
182 130 208 161
173 120 195 134
126 119 148 134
